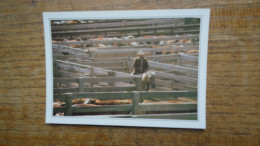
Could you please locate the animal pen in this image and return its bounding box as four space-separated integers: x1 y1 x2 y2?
51 18 200 120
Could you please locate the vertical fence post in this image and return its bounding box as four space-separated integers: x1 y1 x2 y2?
152 51 156 62
128 58 133 74
65 93 72 116
177 54 181 66
132 91 140 115
89 66 94 77
107 71 115 86
135 76 142 91
78 77 84 92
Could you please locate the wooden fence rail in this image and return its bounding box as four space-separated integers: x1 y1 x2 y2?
52 24 199 35
55 57 198 90
53 91 197 116
52 18 185 31
92 46 198 54
52 29 200 40
54 35 199 46
54 76 141 94
56 60 134 77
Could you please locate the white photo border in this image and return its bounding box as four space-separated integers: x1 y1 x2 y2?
43 9 210 129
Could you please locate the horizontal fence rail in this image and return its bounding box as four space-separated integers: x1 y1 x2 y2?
54 76 141 94
92 46 198 54
52 30 200 40
52 19 186 31
53 91 197 117
52 24 200 35
56 60 134 77
54 35 199 46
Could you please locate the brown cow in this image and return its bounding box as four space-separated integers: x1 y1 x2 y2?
93 99 132 105
72 98 132 105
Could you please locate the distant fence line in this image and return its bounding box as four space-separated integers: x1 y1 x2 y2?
51 18 200 39
53 30 200 40
52 19 186 31
55 35 199 46
52 23 199 35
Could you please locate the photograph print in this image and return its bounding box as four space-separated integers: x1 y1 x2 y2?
44 9 210 129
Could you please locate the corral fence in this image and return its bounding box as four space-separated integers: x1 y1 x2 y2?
54 76 141 94
54 57 198 91
51 18 200 40
53 91 197 119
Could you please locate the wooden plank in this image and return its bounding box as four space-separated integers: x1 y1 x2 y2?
57 63 103 76
81 61 126 66
54 35 199 45
54 88 78 94
81 42 198 50
58 70 88 77
56 60 134 77
145 54 179 59
132 91 141 115
54 77 137 92
84 86 136 92
88 57 129 61
58 63 97 75
146 55 179 62
52 29 200 40
53 44 88 53
135 77 142 91
52 24 200 35
81 76 137 83
139 103 197 112
94 46 198 54
180 54 198 62
54 55 90 59
54 92 133 101
171 82 197 91
155 71 198 84
78 77 84 92
156 79 175 88
181 63 198 69
65 94 72 116
51 19 184 31
139 91 197 99
148 61 198 75
154 86 172 91
103 67 127 72
54 78 78 84
73 105 132 114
